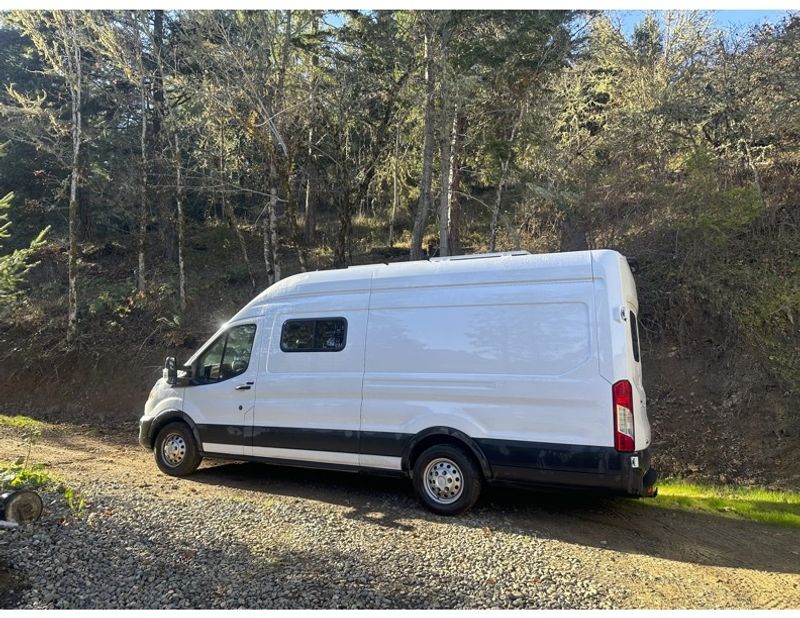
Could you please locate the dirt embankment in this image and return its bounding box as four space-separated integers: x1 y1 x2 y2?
645 344 800 489
1 335 798 491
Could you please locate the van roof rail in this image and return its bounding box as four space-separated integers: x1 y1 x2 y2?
429 251 530 262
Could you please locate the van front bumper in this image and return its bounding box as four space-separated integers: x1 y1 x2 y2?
138 417 154 449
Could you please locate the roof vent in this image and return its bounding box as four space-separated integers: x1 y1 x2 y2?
429 251 530 262
345 264 380 270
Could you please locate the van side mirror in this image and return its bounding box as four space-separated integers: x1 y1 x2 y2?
165 356 177 386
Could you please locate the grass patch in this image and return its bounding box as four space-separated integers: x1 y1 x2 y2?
648 479 800 528
0 415 46 431
0 461 59 491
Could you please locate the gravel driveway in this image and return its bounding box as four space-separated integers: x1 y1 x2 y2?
3 485 616 609
1 425 799 609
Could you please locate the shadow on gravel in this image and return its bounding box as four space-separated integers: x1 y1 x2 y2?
191 460 420 531
0 558 26 609
189 460 800 576
4 503 459 609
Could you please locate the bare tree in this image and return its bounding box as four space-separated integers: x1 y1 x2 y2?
6 12 88 345
65 15 83 345
134 13 148 292
490 102 526 253
447 108 466 255
410 21 436 261
436 13 454 257
389 127 399 246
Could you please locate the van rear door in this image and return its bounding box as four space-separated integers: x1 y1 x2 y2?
626 304 651 450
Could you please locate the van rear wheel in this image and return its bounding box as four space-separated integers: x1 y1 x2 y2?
154 421 202 477
412 444 482 515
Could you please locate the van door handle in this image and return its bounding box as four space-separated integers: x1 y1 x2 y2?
235 382 253 391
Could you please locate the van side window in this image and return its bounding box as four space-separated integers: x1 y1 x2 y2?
630 310 640 363
194 324 257 383
281 318 347 352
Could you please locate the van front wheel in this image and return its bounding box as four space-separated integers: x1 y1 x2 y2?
412 444 482 515
154 421 202 476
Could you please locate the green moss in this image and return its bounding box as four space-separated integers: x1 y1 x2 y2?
0 414 46 431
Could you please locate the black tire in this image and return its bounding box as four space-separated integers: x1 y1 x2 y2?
412 443 482 515
154 421 202 477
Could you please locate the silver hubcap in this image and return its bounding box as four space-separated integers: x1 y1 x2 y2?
162 433 187 467
423 458 464 504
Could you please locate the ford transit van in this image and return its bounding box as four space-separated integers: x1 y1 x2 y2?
139 249 657 514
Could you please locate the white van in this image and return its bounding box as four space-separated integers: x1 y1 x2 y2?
139 249 657 514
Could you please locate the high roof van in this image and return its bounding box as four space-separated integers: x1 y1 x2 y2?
139 249 657 514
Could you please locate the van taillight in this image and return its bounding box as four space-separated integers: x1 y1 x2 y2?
613 380 635 453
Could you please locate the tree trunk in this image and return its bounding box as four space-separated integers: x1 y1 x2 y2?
269 191 281 282
174 132 186 312
389 127 399 246
151 11 165 139
264 196 281 285
303 126 316 245
284 171 308 272
77 181 90 240
277 11 292 98
66 16 82 346
260 11 293 283
264 160 281 285
437 102 451 258
489 102 526 253
333 187 353 268
489 165 507 253
263 210 273 285
223 188 256 293
447 109 465 255
160 39 188 310
436 15 453 258
137 44 148 293
263 170 275 285
303 175 316 246
438 130 451 258
411 29 435 260
218 121 255 293
303 16 320 247
150 10 174 262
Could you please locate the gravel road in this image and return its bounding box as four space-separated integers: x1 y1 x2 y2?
1 424 799 609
